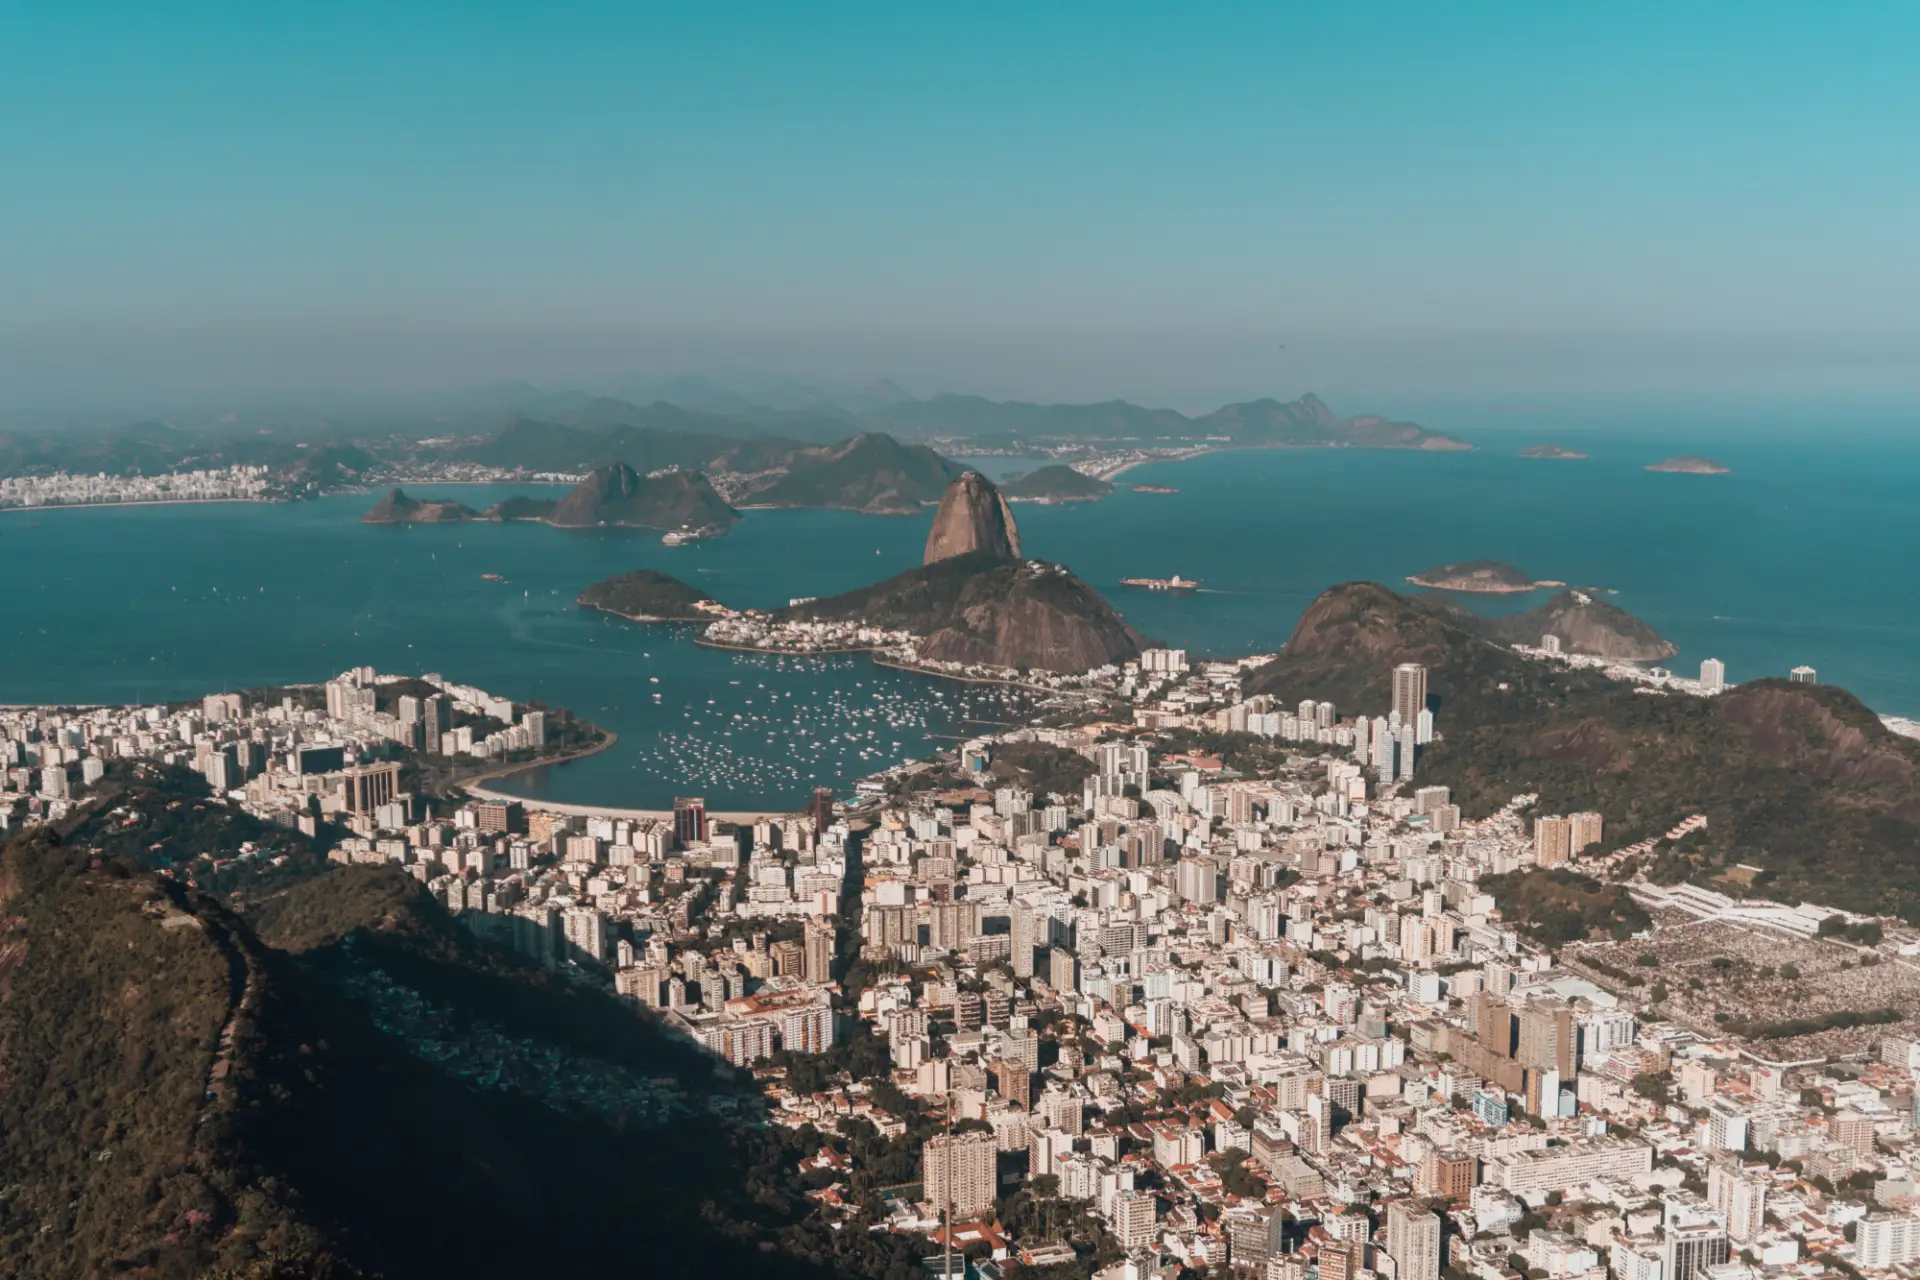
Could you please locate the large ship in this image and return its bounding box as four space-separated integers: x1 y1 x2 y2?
1119 574 1200 592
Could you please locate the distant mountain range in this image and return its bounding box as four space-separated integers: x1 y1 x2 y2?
0 389 1466 490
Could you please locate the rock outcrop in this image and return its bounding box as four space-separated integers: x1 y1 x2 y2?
923 471 1021 565
1478 590 1677 662
361 487 477 524
781 551 1140 673
546 463 738 532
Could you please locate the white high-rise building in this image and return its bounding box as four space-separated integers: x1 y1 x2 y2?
1700 658 1726 693
1858 1214 1920 1269
1385 1200 1442 1280
1706 1161 1767 1242
1111 1188 1157 1249
923 1130 998 1220
1416 707 1434 745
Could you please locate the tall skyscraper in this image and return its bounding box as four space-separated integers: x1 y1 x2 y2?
1534 816 1573 867
1568 812 1604 854
1700 658 1726 693
673 796 707 847
923 1130 997 1219
423 693 452 754
1111 1188 1157 1250
1010 903 1038 978
1706 1160 1767 1242
1385 1200 1442 1280
1392 663 1429 727
803 922 834 985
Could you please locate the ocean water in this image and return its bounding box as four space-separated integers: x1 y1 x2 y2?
3 410 1917 808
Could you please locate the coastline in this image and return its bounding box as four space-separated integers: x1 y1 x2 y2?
691 635 880 657
1093 438 1471 481
868 653 1060 695
0 497 270 515
458 781 787 824
1405 576 1566 594
447 728 620 792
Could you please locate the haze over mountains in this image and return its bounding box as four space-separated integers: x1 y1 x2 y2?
0 386 1466 479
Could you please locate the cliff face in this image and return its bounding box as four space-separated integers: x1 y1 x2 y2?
923 471 1022 565
782 551 1140 673
361 487 477 524
546 463 738 532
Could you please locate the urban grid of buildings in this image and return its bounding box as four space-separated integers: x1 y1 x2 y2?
4 635 1918 1280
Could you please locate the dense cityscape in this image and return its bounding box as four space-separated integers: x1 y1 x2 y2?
10 611 1920 1280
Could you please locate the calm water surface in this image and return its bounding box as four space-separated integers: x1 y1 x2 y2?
4 408 1916 807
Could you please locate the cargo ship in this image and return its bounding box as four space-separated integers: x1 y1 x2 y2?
1119 574 1199 592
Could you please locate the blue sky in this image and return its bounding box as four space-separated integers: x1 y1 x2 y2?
1 1 1915 410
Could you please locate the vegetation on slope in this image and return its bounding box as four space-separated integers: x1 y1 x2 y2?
1252 582 1920 919
781 550 1142 672
999 465 1114 501
575 568 719 620
742 432 957 514
1482 869 1652 945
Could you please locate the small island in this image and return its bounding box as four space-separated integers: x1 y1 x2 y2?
1406 559 1564 594
1646 455 1731 474
1130 483 1179 495
361 488 479 524
1518 444 1588 460
999 464 1114 503
575 569 725 622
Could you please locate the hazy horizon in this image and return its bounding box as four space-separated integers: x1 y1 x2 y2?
3 4 1916 419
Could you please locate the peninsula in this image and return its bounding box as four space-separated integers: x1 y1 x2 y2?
1647 455 1731 474
1406 560 1563 594
1517 443 1588 459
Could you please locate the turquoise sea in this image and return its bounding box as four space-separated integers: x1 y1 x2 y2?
3 402 1916 809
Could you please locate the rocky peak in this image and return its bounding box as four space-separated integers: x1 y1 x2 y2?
923 471 1021 565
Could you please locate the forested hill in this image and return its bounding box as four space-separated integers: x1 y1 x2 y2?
1248 581 1920 919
